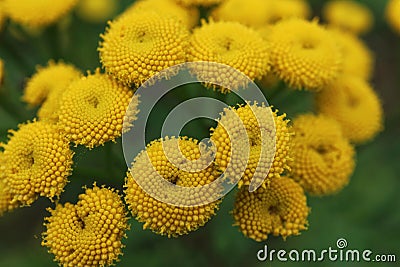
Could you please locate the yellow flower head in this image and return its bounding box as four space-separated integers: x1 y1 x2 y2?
76 0 119 23
267 18 342 90
323 0 373 35
124 136 222 237
123 0 199 29
187 20 270 92
330 29 373 80
386 0 400 34
42 185 129 267
211 0 271 28
210 104 291 188
289 114 355 195
211 0 310 28
174 0 224 7
267 0 311 23
233 177 309 241
57 70 138 148
316 76 383 144
0 120 74 206
23 61 81 107
3 0 78 27
99 11 189 87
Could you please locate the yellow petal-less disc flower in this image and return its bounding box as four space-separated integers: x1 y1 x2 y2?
42 185 130 267
233 177 309 241
3 0 78 28
0 120 74 206
322 0 373 35
211 0 271 28
210 104 291 188
99 11 189 87
76 0 119 23
316 76 383 144
330 29 374 80
23 61 82 107
211 0 310 28
124 137 222 237
57 70 138 148
386 0 400 34
266 0 311 23
267 18 342 90
122 0 199 29
289 114 355 195
187 21 270 92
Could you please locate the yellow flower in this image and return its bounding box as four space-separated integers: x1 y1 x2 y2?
266 0 311 23
289 114 355 196
316 76 383 144
233 177 309 241
42 185 129 267
267 18 342 90
322 0 373 35
99 11 189 87
122 0 199 29
386 0 400 34
3 0 79 27
57 70 138 148
212 0 310 28
187 20 270 92
210 104 291 188
174 0 224 7
330 29 373 80
124 137 222 237
23 61 81 107
0 120 74 206
211 0 271 28
76 0 119 23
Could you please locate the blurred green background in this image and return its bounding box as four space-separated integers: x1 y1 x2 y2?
0 0 399 266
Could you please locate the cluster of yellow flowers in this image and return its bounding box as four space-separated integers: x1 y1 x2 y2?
0 0 119 27
0 0 392 266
